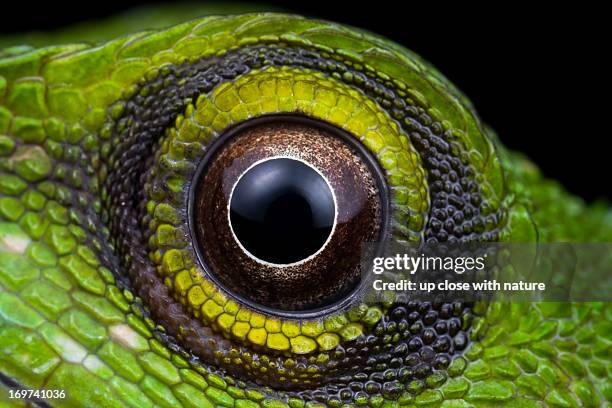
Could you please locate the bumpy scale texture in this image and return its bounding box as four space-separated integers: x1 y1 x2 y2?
0 12 611 408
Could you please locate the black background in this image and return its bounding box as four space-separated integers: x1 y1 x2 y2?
2 1 609 201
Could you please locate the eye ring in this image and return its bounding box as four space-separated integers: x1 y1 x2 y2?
188 114 391 318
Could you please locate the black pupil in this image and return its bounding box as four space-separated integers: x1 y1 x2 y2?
230 158 335 264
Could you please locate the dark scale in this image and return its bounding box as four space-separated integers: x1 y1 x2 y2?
99 43 491 399
292 300 473 403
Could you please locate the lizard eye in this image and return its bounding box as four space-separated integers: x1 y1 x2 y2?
190 116 389 313
102 41 493 395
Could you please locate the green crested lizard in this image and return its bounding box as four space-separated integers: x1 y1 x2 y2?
0 7 610 408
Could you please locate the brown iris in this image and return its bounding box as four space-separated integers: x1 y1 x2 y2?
189 116 389 313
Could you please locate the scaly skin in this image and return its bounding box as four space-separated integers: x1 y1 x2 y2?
1 12 610 408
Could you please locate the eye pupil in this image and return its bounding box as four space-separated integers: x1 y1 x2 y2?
229 158 336 264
